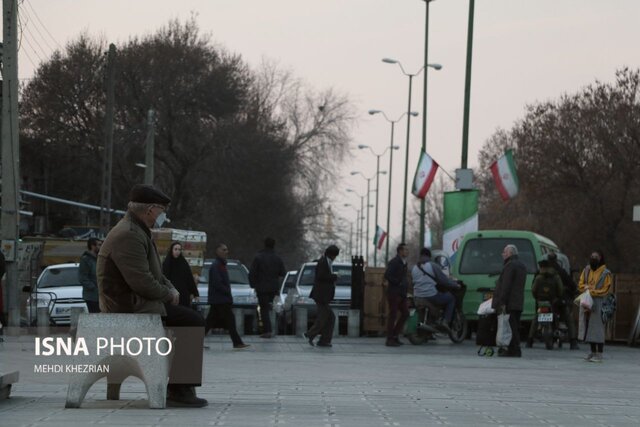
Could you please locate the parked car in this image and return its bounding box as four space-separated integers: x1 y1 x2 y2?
26 263 88 326
274 270 298 333
196 259 257 306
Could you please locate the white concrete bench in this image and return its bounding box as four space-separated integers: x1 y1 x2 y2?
65 313 170 409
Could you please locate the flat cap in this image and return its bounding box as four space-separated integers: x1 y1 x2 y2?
129 184 171 205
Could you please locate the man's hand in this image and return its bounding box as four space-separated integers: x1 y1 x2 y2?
169 289 180 305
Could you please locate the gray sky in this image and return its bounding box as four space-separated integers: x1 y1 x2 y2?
17 0 640 248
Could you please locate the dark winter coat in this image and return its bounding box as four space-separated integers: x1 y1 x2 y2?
249 248 286 294
97 212 176 315
163 254 199 307
208 257 233 305
309 256 337 304
549 259 577 301
492 254 527 312
384 255 409 296
78 250 99 302
531 266 563 304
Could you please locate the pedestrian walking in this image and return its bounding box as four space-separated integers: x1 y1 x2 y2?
78 238 102 313
384 243 410 347
492 244 527 357
97 184 207 407
305 245 340 348
163 241 200 308
249 237 286 338
578 250 612 363
205 243 250 350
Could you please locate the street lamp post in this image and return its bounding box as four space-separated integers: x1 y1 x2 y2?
369 110 418 264
382 58 442 243
357 144 398 267
343 203 360 256
346 189 367 256
351 170 387 266
420 0 436 247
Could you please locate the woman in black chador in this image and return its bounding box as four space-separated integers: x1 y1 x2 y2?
163 241 199 307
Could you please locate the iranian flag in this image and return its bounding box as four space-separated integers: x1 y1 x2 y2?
443 190 478 262
411 151 439 199
373 225 387 250
490 149 519 201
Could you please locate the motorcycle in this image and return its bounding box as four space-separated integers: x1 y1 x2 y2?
407 283 467 345
531 300 569 350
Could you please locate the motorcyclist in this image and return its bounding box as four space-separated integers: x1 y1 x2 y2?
547 252 579 349
526 255 563 348
411 248 460 332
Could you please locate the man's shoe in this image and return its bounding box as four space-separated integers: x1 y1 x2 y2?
233 343 251 350
316 342 332 348
570 340 580 350
259 333 273 338
435 320 451 333
166 385 208 408
303 332 315 347
385 339 401 347
583 352 594 361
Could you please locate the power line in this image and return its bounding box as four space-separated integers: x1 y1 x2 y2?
21 14 50 61
19 3 54 53
24 0 61 49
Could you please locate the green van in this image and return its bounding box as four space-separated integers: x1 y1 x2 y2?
450 230 570 323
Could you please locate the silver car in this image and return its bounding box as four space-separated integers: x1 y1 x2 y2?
26 263 88 326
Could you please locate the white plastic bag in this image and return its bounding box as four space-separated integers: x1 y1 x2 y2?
575 290 593 310
496 313 512 347
477 298 496 315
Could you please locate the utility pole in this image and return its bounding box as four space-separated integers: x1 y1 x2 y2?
99 44 116 235
144 109 155 185
1 0 21 326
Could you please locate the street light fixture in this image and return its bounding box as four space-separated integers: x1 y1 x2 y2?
350 171 386 265
369 109 418 264
382 57 442 243
356 144 398 267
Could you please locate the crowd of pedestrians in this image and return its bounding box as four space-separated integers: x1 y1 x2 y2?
89 183 616 408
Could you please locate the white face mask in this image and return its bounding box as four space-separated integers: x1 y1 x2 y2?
154 212 168 228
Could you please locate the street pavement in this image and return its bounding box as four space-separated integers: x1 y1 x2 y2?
1 334 639 427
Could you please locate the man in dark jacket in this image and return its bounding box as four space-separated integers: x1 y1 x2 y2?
547 252 579 349
305 245 340 347
384 243 410 347
206 243 250 350
78 238 102 313
492 244 527 357
249 237 286 338
98 184 207 408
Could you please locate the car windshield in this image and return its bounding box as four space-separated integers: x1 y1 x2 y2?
199 262 249 285
299 264 352 287
38 267 80 288
459 238 537 274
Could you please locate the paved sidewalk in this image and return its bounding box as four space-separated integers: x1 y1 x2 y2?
1 335 639 426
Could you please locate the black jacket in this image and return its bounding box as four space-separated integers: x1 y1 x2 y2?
493 255 527 312
549 259 577 300
384 255 408 296
162 254 199 307
309 256 337 304
249 248 286 293
208 257 233 305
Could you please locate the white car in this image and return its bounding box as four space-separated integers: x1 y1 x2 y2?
26 263 88 326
